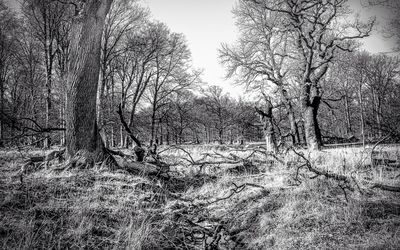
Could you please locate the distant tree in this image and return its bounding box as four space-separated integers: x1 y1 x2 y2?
54 8 72 146
169 90 196 144
0 1 18 146
22 0 71 148
199 86 234 144
113 22 163 147
145 24 199 144
234 99 262 143
98 0 147 132
364 54 400 137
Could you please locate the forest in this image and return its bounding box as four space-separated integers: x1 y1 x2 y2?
0 0 400 249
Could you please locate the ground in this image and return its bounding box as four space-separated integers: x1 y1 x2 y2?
0 144 399 249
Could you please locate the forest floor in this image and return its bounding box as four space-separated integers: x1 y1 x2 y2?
0 144 399 249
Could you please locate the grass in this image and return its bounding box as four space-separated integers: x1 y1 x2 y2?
0 144 399 249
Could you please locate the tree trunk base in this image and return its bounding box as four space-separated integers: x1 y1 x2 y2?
62 148 119 171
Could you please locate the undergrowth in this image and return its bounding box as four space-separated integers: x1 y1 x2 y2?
0 145 399 249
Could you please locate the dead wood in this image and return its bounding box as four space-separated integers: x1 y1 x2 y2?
370 134 392 168
117 104 145 162
291 147 350 182
208 182 269 204
291 147 400 195
370 183 400 192
117 104 142 147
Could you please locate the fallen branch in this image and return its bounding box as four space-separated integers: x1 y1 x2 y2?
117 104 145 161
208 182 268 204
370 134 392 168
117 104 142 148
291 147 350 182
370 183 400 192
291 147 354 201
291 147 400 195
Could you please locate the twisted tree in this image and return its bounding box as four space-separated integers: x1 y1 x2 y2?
223 0 374 150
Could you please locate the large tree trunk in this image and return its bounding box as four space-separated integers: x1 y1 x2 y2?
66 0 113 159
304 105 321 150
301 84 322 151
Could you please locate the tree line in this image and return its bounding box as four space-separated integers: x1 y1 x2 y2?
0 0 263 150
220 0 400 151
0 0 399 155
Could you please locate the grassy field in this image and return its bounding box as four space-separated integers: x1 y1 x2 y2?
0 145 399 249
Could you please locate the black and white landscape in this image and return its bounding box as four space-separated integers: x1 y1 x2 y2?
0 0 399 249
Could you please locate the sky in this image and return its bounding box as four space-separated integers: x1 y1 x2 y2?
142 0 396 97
5 0 396 97
142 0 240 94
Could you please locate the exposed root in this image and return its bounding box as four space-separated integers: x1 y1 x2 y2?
51 148 119 172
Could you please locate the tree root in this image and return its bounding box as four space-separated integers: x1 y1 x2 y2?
51 147 119 171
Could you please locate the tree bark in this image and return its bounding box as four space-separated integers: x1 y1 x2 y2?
0 77 4 147
301 84 322 151
280 87 300 145
66 0 113 159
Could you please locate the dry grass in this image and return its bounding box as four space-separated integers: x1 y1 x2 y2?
0 145 399 249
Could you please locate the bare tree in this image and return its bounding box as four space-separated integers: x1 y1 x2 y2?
244 0 374 150
0 1 18 146
365 54 399 137
22 0 70 148
200 86 234 144
146 25 199 144
220 0 301 146
97 0 147 131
